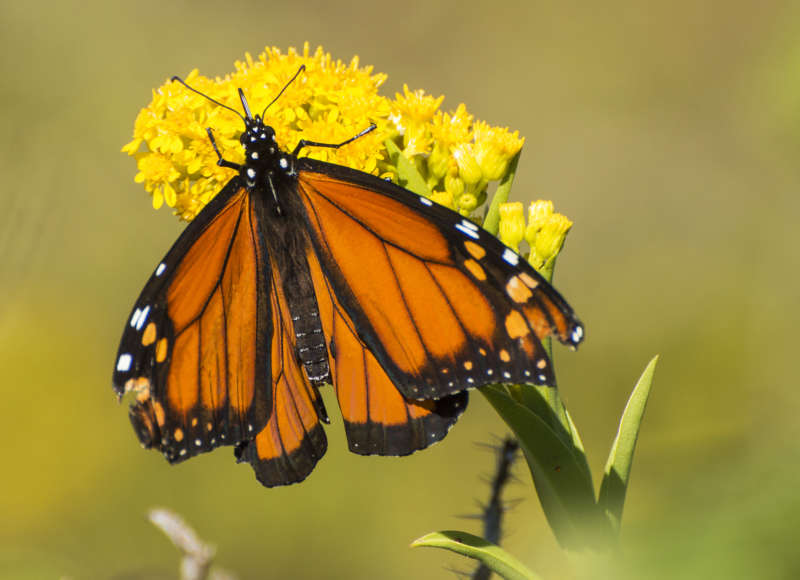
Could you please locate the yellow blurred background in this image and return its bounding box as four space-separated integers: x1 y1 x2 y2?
2 1 798 578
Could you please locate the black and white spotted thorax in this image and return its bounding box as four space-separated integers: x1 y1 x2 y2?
239 116 296 190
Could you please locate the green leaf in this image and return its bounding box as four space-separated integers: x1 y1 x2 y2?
598 355 659 533
480 385 606 549
384 139 431 197
482 150 521 235
411 530 542 580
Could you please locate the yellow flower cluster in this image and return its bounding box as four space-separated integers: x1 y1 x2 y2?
498 200 573 279
387 89 524 215
123 44 389 220
123 44 524 222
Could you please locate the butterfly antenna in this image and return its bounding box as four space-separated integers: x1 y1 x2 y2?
237 88 253 120
171 76 245 123
261 65 306 117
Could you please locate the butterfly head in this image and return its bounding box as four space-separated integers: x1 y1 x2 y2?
171 76 297 193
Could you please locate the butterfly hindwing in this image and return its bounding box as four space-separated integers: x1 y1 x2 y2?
113 179 273 463
295 160 584 401
306 246 468 456
235 258 328 487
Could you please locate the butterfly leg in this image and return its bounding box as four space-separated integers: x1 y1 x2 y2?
206 128 242 171
291 124 377 157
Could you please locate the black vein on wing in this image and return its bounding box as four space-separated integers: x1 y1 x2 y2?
381 242 436 376
298 184 454 266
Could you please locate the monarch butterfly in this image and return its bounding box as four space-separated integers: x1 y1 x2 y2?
113 68 584 487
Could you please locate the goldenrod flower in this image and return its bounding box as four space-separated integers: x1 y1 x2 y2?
390 85 442 158
472 121 524 181
426 143 451 183
429 104 473 149
498 202 526 251
444 163 465 199
525 200 573 278
123 44 526 223
430 189 455 208
389 101 523 215
452 143 483 188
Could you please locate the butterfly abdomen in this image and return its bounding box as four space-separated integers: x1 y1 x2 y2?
292 310 328 382
262 190 330 384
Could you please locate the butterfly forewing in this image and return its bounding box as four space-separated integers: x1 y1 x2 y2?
295 160 583 400
113 180 273 462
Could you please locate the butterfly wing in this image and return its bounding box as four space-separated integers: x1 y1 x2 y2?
306 246 467 456
295 160 584 402
234 257 328 487
112 179 273 463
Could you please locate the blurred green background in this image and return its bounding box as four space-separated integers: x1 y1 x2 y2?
2 1 799 578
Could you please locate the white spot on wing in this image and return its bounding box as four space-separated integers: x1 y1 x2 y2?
455 223 479 240
502 248 519 266
136 305 150 331
117 354 132 372
572 325 584 343
460 219 479 231
130 308 142 328
419 196 433 206
155 263 166 277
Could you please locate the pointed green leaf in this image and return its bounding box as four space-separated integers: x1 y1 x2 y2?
411 530 542 580
384 139 431 197
564 404 588 459
480 385 606 549
482 151 521 235
598 355 659 533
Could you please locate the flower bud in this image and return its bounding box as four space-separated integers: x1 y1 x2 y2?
525 200 573 275
498 202 526 251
